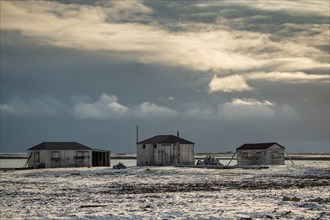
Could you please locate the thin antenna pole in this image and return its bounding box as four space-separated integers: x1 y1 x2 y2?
136 125 139 144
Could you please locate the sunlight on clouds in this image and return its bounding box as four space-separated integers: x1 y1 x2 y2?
3 1 327 72
73 93 128 119
1 94 299 121
265 57 329 73
193 0 329 16
1 94 178 120
218 103 275 119
239 0 329 16
281 24 329 60
136 102 177 118
1 0 328 152
217 98 297 119
231 98 273 106
105 1 153 21
246 71 330 83
1 1 328 74
182 99 298 120
72 94 177 119
209 74 253 93
2 1 328 74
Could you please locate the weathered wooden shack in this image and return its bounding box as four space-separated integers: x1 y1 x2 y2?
137 135 194 166
236 143 285 165
27 142 111 168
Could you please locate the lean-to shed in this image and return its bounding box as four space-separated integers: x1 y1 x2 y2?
236 142 285 165
137 135 194 166
27 142 111 168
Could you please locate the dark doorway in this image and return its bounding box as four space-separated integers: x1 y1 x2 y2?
92 151 111 166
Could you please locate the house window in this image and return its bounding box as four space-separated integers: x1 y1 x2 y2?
272 151 280 158
153 144 157 149
241 152 248 158
51 151 60 161
142 144 146 149
76 151 89 159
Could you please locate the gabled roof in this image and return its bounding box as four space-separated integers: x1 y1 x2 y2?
28 142 92 150
137 135 194 145
236 142 285 150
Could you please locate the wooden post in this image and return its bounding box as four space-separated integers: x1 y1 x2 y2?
285 150 295 165
25 152 33 168
178 155 183 165
227 150 237 165
148 148 154 166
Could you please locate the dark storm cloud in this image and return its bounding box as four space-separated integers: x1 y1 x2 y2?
1 0 329 153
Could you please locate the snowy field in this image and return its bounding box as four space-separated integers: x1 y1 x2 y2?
1 162 329 219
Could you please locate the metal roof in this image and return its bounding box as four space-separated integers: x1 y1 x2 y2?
28 142 92 150
137 135 194 145
236 142 285 150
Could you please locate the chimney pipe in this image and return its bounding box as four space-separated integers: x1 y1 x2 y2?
177 131 179 137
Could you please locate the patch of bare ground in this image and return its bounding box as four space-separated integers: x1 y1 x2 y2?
104 177 330 194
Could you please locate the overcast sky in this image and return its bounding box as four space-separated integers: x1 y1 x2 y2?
1 0 329 153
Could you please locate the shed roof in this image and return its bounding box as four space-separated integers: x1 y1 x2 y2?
137 135 194 145
236 142 285 150
28 142 92 150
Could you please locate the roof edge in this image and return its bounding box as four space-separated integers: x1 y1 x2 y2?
28 142 93 150
137 135 194 145
236 142 285 150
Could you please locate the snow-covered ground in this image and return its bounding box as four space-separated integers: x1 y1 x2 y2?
1 162 329 219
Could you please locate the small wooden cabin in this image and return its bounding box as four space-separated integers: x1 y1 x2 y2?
137 135 194 166
236 143 285 165
27 142 111 168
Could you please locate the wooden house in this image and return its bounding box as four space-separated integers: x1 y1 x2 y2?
137 135 194 166
27 142 111 168
236 142 285 165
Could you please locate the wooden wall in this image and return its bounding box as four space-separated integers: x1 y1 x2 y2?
237 144 285 165
265 145 285 165
137 143 194 166
27 150 92 168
